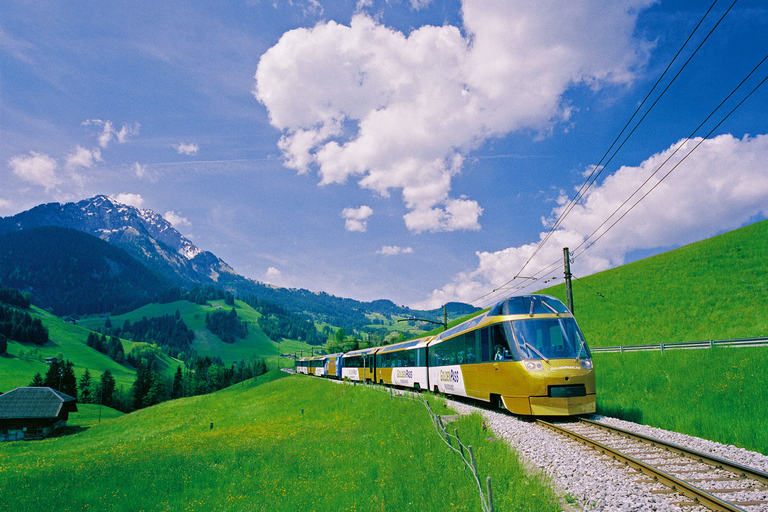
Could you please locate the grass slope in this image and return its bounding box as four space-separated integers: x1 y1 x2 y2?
542 219 768 347
1 371 561 512
78 299 318 366
0 307 172 392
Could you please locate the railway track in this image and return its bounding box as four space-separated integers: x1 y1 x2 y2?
537 418 768 511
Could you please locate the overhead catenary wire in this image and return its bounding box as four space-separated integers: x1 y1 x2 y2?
510 0 733 285
573 53 768 258
470 0 738 304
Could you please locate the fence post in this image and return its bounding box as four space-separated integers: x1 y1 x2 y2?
455 428 465 459
468 445 478 475
486 476 494 512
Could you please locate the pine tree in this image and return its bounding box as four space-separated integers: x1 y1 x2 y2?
29 372 44 387
78 369 93 404
100 370 116 408
61 360 77 397
43 359 63 390
171 366 184 399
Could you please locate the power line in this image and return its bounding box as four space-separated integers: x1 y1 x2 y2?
465 1 743 308
510 0 734 284
573 53 768 258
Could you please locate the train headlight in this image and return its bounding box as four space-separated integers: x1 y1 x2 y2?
580 359 593 370
524 360 544 371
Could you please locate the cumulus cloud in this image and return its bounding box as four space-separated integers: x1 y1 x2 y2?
113 193 145 208
65 145 102 169
416 133 768 308
254 0 653 232
8 151 60 190
174 142 200 155
377 245 414 256
342 205 374 232
164 211 191 228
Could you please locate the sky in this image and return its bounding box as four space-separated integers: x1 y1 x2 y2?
1 0 767 310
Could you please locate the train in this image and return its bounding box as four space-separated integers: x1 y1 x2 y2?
294 295 595 416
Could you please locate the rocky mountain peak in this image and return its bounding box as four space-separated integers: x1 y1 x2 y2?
0 195 234 285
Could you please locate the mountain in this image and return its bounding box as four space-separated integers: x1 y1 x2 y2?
0 226 171 315
0 195 235 286
0 195 480 325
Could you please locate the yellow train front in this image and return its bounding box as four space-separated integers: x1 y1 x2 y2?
428 295 595 416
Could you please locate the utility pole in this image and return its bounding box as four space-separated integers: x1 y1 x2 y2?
563 247 574 314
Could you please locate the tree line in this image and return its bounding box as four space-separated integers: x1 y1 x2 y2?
243 297 325 345
86 332 126 364
0 304 48 347
101 311 194 358
205 309 248 344
27 355 270 412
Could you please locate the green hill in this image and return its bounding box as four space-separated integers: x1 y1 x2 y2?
0 306 180 393
78 299 318 366
1 371 560 512
542 218 768 346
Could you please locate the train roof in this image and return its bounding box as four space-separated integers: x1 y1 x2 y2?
433 294 570 342
376 336 433 354
341 346 379 358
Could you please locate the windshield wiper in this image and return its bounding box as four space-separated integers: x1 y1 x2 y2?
523 341 550 364
574 334 589 362
542 301 558 314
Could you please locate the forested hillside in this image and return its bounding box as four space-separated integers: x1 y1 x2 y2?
0 226 170 316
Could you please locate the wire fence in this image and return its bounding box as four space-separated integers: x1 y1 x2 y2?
358 381 495 512
590 336 768 353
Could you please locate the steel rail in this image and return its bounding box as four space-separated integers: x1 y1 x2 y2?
580 418 768 486
536 419 749 512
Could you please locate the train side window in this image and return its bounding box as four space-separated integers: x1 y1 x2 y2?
464 332 477 363
480 328 490 362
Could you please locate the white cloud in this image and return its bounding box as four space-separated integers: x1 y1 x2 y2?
8 151 60 190
133 162 147 179
342 205 374 232
83 119 140 148
254 1 653 232
265 266 285 286
416 133 768 309
65 145 102 169
377 245 414 256
174 142 200 155
113 193 145 208
164 211 191 228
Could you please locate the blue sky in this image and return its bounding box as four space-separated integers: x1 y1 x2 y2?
2 0 767 309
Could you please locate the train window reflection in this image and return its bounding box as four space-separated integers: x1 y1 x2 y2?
510 318 589 360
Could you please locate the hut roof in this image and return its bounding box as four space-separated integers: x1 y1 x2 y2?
0 387 78 419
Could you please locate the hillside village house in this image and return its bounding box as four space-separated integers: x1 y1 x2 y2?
0 387 78 441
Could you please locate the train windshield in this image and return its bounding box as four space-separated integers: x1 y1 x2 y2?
508 318 590 361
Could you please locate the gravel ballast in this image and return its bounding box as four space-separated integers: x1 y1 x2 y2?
447 399 768 512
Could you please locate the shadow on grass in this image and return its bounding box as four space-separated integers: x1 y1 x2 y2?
597 404 643 424
50 425 90 438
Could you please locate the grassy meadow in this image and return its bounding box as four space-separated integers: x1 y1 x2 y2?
0 307 160 392
0 371 561 512
594 347 768 454
543 219 768 348
77 299 318 366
